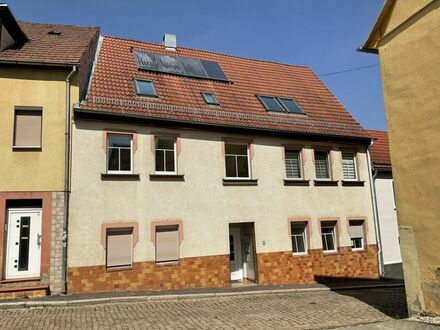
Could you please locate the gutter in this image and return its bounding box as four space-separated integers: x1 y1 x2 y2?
62 65 77 294
0 59 80 68
367 140 385 277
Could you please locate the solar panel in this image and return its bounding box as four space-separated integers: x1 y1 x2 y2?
133 50 229 82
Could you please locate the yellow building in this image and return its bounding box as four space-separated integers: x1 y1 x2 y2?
0 4 98 298
361 0 440 315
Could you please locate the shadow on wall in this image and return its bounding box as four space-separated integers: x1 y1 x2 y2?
315 276 408 319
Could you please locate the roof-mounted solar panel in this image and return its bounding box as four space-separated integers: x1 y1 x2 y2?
133 50 229 82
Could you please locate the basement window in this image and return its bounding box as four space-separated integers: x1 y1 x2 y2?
134 79 158 97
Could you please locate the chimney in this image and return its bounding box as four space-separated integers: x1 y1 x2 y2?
163 33 176 51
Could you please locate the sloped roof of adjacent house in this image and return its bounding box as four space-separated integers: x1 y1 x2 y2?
78 35 371 140
368 129 392 170
0 20 99 66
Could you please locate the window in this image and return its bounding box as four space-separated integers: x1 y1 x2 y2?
285 150 302 179
202 92 219 105
277 98 304 114
106 227 133 269
155 225 179 263
155 138 176 174
342 152 357 180
257 95 284 112
291 222 308 254
225 143 250 179
321 221 337 252
349 220 364 250
107 134 132 174
134 79 157 97
315 151 330 180
13 109 42 148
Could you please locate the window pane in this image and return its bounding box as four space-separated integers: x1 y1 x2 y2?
156 138 174 150
108 135 131 148
343 153 356 180
135 79 157 96
14 110 42 147
259 96 284 112
225 143 247 155
285 150 301 178
202 92 218 105
120 148 131 171
236 156 249 178
352 238 363 249
315 151 329 179
278 98 304 114
325 234 335 251
165 150 175 172
296 235 305 253
155 149 165 172
108 148 119 171
225 156 237 177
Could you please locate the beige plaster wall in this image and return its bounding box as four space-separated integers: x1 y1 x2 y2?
0 66 79 192
377 0 440 315
69 120 376 268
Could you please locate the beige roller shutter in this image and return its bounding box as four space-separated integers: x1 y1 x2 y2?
106 228 133 268
14 110 42 147
155 225 179 262
349 221 364 238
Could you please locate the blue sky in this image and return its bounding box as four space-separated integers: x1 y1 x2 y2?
6 0 386 130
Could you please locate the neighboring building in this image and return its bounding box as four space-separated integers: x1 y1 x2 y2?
361 0 440 315
0 5 99 298
368 129 402 279
67 34 380 294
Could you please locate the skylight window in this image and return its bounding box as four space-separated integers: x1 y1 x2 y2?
134 79 157 97
202 92 219 105
257 95 305 115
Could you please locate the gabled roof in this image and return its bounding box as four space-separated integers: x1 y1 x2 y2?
79 36 370 140
0 20 99 66
368 129 391 170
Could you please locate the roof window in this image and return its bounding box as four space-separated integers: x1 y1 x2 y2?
134 79 158 97
257 95 305 114
202 92 219 105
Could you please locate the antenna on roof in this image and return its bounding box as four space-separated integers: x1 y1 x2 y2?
163 33 176 51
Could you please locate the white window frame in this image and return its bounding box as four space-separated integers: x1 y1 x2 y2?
291 222 308 255
224 142 251 179
349 220 365 251
154 137 177 175
342 152 358 181
314 150 331 181
285 149 303 180
106 133 133 175
321 222 337 253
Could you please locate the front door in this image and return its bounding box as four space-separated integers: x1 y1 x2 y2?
5 208 42 279
229 227 243 281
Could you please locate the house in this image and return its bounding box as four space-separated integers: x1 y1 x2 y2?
0 4 99 298
368 130 402 279
67 33 380 294
360 0 440 315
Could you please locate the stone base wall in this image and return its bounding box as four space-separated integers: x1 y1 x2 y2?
257 245 379 285
68 255 230 293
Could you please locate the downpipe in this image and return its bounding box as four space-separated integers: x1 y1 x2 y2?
367 140 385 277
62 65 76 294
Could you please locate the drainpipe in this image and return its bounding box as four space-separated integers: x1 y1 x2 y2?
62 65 76 294
367 140 385 277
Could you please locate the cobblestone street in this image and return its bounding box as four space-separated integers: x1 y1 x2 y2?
0 287 426 329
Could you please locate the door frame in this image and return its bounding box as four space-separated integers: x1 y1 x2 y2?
229 227 243 281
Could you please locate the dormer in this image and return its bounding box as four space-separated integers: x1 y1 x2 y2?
0 4 28 51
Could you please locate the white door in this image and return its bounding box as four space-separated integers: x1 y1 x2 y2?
5 208 42 279
229 227 243 281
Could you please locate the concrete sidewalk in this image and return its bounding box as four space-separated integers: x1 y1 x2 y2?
333 319 439 329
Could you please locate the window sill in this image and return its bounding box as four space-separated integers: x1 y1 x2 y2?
342 180 365 186
101 173 140 181
12 146 42 152
223 178 258 186
314 180 339 186
149 173 185 181
284 179 310 186
155 261 179 267
292 252 309 257
323 250 339 255
352 248 366 252
105 265 133 272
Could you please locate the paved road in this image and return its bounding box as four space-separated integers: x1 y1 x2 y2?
0 287 431 329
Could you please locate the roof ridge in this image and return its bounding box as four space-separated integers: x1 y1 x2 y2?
367 129 387 133
102 35 311 70
17 20 99 30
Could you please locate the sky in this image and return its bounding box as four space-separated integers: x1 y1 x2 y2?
6 0 386 130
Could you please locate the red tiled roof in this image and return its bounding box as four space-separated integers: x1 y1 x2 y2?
368 129 391 169
80 36 371 139
0 21 99 65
